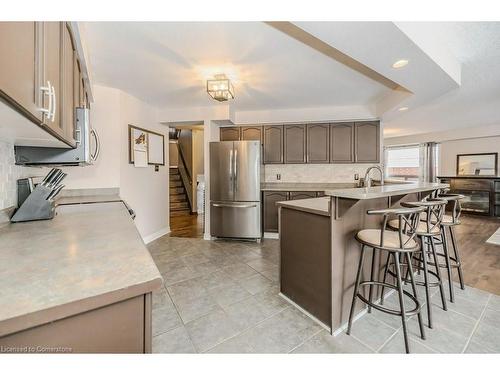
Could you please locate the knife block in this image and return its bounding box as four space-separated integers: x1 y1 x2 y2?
11 185 56 223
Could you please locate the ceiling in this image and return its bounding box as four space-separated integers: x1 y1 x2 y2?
383 22 500 137
82 22 391 110
82 21 500 137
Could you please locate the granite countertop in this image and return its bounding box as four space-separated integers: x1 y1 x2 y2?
261 182 358 191
325 182 449 200
277 197 331 216
0 201 162 336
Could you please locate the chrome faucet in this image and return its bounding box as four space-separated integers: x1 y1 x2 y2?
364 166 384 188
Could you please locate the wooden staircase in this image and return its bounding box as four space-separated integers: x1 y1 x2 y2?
170 168 191 217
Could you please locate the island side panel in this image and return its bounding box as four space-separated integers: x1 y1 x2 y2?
280 207 332 327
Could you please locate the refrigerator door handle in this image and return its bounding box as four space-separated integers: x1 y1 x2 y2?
212 203 257 209
229 148 234 183
233 148 238 192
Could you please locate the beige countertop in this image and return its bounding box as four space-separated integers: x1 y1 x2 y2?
56 194 122 206
325 182 449 200
275 182 448 216
277 197 331 217
261 182 358 191
0 201 162 336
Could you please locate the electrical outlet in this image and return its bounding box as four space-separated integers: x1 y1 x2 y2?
354 173 359 181
276 174 281 181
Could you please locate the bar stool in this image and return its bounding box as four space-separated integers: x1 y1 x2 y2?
432 194 466 302
386 199 448 329
347 206 426 354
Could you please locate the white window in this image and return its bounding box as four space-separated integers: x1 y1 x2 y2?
384 143 440 182
384 145 420 181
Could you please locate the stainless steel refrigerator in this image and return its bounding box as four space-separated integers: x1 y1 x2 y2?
210 141 261 240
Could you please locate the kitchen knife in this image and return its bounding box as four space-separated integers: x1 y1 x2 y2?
47 185 65 201
45 169 63 186
42 168 58 186
49 172 67 188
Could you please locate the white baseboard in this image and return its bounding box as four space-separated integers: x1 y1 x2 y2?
142 227 170 244
279 293 330 331
331 288 396 336
264 232 279 239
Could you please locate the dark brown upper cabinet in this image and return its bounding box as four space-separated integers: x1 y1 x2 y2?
330 122 354 163
284 124 306 164
42 22 63 138
0 22 85 148
219 126 240 141
263 125 284 164
61 23 76 143
0 22 42 122
306 123 330 164
354 121 380 163
240 126 262 141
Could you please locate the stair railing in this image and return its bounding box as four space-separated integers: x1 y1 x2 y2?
177 140 193 213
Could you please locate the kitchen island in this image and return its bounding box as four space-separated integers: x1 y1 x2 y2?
277 182 448 333
0 199 162 353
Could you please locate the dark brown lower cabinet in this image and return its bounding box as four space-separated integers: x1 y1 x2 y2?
289 191 317 200
263 190 324 233
263 191 288 233
0 294 152 353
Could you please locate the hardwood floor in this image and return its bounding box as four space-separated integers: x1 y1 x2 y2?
169 212 204 238
452 214 500 295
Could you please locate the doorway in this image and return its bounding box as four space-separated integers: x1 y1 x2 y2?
168 124 205 238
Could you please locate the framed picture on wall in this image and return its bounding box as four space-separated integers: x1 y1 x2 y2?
457 153 498 176
147 131 165 166
128 125 165 167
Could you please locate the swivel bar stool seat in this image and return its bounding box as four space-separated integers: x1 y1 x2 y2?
347 206 426 354
386 199 448 329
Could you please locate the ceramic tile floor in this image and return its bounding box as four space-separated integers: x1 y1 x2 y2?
147 236 500 354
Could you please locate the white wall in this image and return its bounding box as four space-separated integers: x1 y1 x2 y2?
1 84 169 242
440 137 500 176
118 89 169 243
384 123 500 177
235 104 376 124
60 85 121 189
0 141 41 210
191 128 204 211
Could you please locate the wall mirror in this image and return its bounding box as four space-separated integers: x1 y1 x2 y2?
457 153 498 176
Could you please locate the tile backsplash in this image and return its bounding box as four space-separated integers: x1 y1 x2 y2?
263 163 379 183
0 141 44 210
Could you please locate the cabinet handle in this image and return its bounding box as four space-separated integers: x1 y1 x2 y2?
50 83 56 122
39 81 52 120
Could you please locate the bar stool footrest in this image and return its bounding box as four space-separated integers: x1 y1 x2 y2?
357 281 421 317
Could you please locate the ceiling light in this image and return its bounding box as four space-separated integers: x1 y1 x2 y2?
392 59 409 69
398 106 409 111
206 74 235 102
